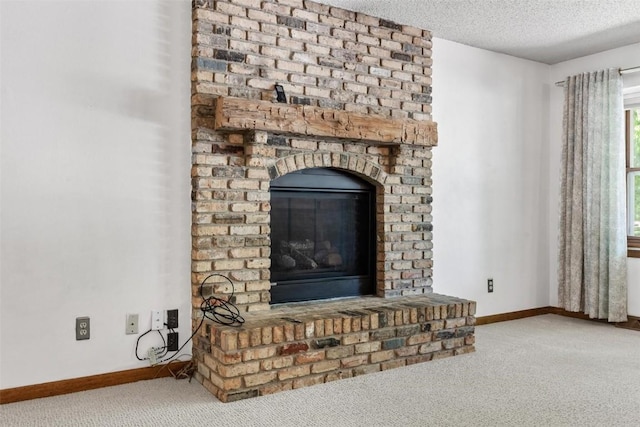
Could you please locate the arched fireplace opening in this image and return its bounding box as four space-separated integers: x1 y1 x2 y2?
269 168 376 304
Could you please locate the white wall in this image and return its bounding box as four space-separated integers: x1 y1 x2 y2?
0 0 192 389
431 39 551 316
548 42 640 317
1 0 634 392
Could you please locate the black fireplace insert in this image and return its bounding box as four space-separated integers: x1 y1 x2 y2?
269 168 376 304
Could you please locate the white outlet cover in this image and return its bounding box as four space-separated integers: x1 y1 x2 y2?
151 310 163 330
126 313 139 335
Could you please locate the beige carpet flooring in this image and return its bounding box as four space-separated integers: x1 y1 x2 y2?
1 314 639 426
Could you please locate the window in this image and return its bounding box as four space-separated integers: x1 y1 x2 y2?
626 107 640 257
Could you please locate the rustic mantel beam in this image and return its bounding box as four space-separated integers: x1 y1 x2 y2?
214 96 438 146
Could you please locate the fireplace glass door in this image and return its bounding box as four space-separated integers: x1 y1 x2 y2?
270 168 375 304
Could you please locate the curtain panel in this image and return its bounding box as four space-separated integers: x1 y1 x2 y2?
558 68 627 322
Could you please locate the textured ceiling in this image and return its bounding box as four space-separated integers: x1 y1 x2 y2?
316 0 640 64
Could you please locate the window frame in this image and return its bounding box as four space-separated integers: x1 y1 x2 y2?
626 109 640 258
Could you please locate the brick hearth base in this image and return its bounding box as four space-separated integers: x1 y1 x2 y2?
194 294 476 402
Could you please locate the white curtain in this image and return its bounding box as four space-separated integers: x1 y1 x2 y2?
558 68 627 322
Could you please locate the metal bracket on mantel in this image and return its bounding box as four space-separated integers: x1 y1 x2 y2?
213 96 438 147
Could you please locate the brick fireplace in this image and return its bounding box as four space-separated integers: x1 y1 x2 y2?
190 0 476 402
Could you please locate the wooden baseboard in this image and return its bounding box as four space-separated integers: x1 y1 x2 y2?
0 361 192 405
615 315 640 331
545 308 639 329
3 308 636 405
544 307 610 323
476 307 553 325
477 306 638 330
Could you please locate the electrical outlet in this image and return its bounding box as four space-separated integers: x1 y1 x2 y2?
166 309 178 329
126 313 139 335
488 278 494 293
151 310 163 330
76 317 90 340
167 332 179 352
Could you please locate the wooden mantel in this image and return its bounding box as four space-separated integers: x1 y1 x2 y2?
214 96 437 146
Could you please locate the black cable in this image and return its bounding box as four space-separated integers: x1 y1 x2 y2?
198 273 245 326
158 273 245 364
157 330 168 358
135 328 170 361
135 328 155 361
